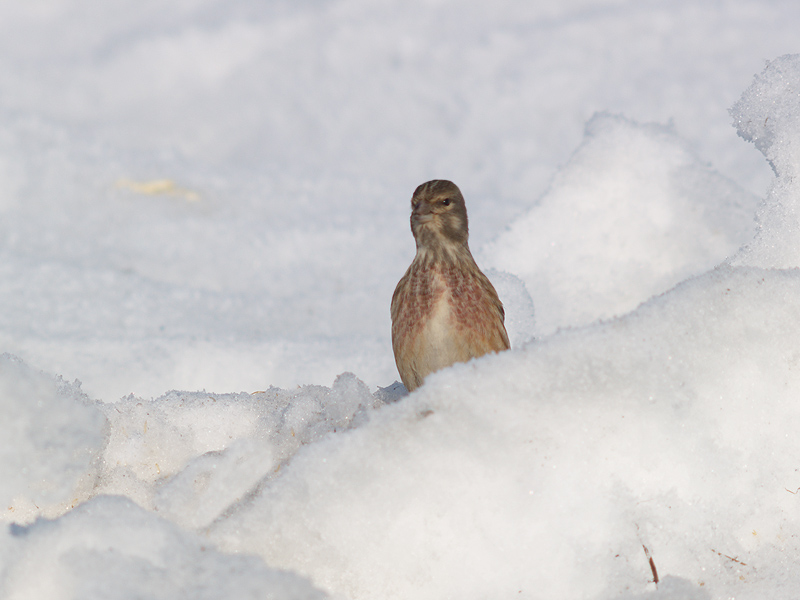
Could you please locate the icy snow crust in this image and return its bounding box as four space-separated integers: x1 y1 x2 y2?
2 1 800 599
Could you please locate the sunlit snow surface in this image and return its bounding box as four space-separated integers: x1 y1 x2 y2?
2 1 800 599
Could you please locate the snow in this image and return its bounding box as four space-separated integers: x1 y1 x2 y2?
0 496 327 600
730 54 800 269
207 266 800 600
2 1 800 599
0 354 106 521
483 112 760 335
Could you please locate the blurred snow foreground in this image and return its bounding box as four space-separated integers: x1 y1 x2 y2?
4 55 800 600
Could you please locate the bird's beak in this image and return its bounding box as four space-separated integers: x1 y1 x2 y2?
412 202 433 224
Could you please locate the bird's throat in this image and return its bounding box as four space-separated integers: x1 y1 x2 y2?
414 237 475 270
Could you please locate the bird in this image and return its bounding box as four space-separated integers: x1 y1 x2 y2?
391 180 510 391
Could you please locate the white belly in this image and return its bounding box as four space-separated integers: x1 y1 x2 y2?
418 290 465 374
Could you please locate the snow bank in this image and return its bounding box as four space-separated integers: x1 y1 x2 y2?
483 113 759 335
3 1 800 597
730 54 800 269
0 364 377 597
211 265 800 600
195 55 800 600
6 47 800 600
0 354 106 524
0 495 327 600
95 373 382 530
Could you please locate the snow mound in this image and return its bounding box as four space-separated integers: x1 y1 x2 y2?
730 53 800 268
0 354 106 524
484 268 536 347
94 373 381 530
211 265 800 600
483 113 759 336
0 495 327 600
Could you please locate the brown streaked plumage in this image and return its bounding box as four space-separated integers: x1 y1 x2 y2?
391 180 510 391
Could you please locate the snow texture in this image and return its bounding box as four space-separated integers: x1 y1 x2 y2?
2 2 800 599
483 113 759 335
0 496 327 600
0 354 106 522
730 54 800 268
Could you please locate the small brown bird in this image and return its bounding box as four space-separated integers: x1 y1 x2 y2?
391 180 510 391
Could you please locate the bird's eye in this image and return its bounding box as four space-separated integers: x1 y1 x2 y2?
441 198 451 206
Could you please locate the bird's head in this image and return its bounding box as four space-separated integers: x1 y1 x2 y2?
410 180 469 251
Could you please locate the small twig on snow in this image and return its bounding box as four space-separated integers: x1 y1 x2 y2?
642 545 659 586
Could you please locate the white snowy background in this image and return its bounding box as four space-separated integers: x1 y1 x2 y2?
1 1 800 598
